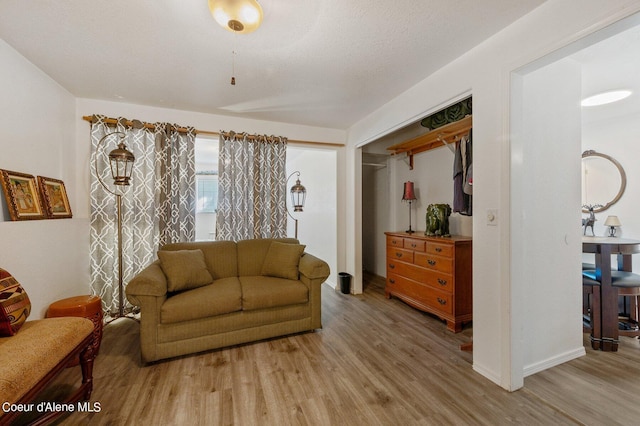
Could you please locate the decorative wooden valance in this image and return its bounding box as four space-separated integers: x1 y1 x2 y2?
387 115 472 169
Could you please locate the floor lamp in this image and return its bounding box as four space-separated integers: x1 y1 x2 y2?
94 131 136 323
286 171 306 239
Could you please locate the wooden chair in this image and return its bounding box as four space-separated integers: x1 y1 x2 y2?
582 270 640 339
608 271 640 338
582 260 598 332
582 272 600 335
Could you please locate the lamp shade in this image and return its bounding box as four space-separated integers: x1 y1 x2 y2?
402 181 416 201
604 215 621 227
108 142 135 186
208 0 263 34
290 178 306 212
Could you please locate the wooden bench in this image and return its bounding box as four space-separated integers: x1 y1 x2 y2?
0 317 96 426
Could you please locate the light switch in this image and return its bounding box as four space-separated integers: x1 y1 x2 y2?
486 208 498 226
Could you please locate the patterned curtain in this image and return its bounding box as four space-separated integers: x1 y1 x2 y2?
216 131 287 241
90 116 196 315
154 123 197 246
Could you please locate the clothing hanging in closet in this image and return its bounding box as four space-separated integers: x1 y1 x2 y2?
453 129 472 215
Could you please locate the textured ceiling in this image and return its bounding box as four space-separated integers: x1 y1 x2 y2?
0 0 545 129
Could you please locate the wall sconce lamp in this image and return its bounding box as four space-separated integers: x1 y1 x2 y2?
95 131 136 323
604 215 621 237
286 171 306 238
402 181 417 234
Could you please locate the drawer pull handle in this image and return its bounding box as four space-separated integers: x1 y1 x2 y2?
435 247 442 252
428 260 436 266
437 278 447 286
396 252 402 258
389 264 395 269
389 279 395 284
411 243 417 248
437 297 447 305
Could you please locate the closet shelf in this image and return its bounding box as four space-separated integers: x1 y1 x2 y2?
387 115 472 170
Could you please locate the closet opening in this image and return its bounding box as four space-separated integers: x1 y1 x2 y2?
360 97 473 335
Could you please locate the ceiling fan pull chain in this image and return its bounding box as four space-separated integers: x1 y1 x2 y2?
231 31 237 86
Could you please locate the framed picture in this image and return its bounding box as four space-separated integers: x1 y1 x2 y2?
37 176 72 219
0 170 45 220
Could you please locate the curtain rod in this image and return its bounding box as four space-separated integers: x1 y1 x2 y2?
82 115 344 148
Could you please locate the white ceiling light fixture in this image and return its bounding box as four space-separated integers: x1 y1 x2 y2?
208 0 263 86
581 90 632 107
208 0 263 34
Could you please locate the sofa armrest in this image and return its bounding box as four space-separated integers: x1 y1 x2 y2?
125 261 168 302
299 253 330 281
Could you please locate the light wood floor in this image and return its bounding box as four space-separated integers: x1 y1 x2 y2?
44 273 640 425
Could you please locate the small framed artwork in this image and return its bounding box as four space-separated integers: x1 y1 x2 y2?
0 170 45 220
37 176 72 219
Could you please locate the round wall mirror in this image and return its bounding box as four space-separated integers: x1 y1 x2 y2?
581 150 626 213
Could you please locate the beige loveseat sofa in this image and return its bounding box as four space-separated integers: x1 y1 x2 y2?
126 238 330 363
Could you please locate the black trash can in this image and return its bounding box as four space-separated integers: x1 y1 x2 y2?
339 272 352 294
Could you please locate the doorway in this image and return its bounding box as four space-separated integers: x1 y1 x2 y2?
510 13 640 383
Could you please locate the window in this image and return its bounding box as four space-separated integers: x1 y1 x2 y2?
196 173 218 213
195 136 218 241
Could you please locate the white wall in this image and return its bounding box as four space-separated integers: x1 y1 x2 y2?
582 117 640 265
286 147 338 288
512 58 584 379
344 0 640 390
0 41 88 318
390 145 473 237
362 160 389 276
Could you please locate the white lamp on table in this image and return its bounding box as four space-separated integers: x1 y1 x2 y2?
604 215 621 237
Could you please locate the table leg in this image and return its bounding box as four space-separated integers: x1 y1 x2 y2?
591 251 603 350
590 284 602 350
598 245 619 352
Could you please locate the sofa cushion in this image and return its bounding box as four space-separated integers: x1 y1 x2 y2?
161 240 238 279
0 268 31 336
157 249 214 292
161 277 242 324
261 242 306 280
237 238 299 276
240 276 308 311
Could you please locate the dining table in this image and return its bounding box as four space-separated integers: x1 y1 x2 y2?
582 236 640 351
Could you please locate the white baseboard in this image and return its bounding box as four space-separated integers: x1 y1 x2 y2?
523 346 586 377
472 363 503 388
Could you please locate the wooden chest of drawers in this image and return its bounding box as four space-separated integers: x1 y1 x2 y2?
385 231 472 332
